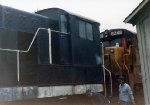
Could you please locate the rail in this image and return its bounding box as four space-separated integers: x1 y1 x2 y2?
124 64 130 74
112 56 122 75
125 45 136 83
0 27 69 82
123 54 130 76
0 28 69 53
101 42 113 97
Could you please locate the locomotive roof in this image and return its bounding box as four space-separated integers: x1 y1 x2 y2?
37 8 100 24
0 4 49 19
109 28 136 34
100 28 137 40
100 28 136 35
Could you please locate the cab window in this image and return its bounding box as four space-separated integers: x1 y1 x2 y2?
79 20 93 40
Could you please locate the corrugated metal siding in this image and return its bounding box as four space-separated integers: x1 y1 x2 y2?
136 15 150 105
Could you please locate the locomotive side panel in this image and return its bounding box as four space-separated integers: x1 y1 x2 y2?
0 6 103 87
0 5 104 101
0 5 49 86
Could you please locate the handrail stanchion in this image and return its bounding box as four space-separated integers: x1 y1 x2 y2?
48 28 52 64
17 51 20 82
101 42 106 96
0 27 70 83
101 42 113 97
0 28 50 83
103 66 113 97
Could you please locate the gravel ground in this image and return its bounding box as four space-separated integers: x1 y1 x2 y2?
0 92 144 105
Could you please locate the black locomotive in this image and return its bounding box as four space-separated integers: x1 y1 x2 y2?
0 5 103 87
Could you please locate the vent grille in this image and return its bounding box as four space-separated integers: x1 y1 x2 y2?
5 12 13 28
19 15 27 31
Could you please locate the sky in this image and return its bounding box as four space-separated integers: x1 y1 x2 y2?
0 0 143 32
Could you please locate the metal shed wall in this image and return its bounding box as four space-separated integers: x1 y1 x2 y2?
124 1 150 105
136 14 150 105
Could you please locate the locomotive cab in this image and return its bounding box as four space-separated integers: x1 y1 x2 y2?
36 8 101 66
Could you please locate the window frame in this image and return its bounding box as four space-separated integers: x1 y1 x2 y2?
78 19 94 41
60 14 68 33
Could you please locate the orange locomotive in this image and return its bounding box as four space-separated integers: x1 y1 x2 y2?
100 29 142 96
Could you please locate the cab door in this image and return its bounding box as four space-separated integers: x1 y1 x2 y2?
59 14 71 64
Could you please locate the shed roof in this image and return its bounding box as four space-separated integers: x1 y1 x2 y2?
124 0 149 25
